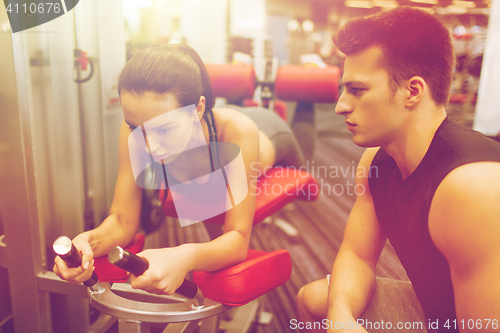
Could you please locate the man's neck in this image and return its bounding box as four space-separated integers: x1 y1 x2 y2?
384 107 447 179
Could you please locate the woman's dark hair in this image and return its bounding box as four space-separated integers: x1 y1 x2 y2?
118 44 218 212
333 7 455 106
119 44 215 112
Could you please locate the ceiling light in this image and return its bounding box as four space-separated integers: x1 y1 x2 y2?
374 0 398 7
446 5 469 13
302 20 314 33
452 0 476 8
345 1 374 8
288 19 300 31
409 0 438 4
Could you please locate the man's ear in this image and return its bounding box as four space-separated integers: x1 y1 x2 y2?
404 76 426 108
197 96 206 119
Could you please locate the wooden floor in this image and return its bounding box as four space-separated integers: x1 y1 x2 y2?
135 102 476 333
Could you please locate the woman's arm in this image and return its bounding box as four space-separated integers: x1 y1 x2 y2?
190 110 260 268
131 110 260 294
86 120 143 256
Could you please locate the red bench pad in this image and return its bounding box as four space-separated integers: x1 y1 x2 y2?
192 249 292 306
93 233 145 283
205 64 256 102
253 168 319 224
275 65 341 103
161 168 319 225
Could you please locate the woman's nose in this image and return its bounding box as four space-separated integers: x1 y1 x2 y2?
146 135 161 152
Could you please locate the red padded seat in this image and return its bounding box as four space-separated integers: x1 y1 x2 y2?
192 249 291 306
161 168 319 225
93 233 145 283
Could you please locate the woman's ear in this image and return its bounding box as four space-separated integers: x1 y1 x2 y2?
405 76 426 109
197 96 206 119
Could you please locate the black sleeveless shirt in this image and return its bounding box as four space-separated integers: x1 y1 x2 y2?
369 118 500 331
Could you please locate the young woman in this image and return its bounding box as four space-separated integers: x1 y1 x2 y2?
53 44 305 295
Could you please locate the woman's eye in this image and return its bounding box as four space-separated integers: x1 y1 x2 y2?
158 128 171 134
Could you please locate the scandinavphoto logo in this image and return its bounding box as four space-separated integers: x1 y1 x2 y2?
128 105 248 227
4 0 79 33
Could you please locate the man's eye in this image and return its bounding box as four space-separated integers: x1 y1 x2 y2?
350 87 363 94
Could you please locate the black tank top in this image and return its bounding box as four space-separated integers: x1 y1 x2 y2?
369 118 500 331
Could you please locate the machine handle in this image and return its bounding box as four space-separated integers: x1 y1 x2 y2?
53 236 99 288
108 246 200 299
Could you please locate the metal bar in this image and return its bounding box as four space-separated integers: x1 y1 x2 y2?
37 271 88 298
118 319 150 333
199 315 219 333
163 320 200 333
90 287 229 323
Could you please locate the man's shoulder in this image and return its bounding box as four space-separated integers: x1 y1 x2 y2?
435 161 500 199
429 162 500 260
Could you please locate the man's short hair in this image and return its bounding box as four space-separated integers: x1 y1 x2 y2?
333 7 454 106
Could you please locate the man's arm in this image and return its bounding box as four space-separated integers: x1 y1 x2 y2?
429 162 500 332
327 148 387 331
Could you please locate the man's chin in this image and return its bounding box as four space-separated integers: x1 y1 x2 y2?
352 136 378 148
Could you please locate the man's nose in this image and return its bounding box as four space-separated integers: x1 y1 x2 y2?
335 92 352 116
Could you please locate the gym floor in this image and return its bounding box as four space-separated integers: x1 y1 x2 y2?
105 101 476 333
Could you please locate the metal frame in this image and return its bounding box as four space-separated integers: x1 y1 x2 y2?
1 5 52 330
0 1 125 331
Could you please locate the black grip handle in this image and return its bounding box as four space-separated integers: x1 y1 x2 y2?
108 246 149 276
175 279 199 299
53 236 98 288
108 246 199 299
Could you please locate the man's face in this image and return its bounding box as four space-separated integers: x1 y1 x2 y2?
335 45 407 148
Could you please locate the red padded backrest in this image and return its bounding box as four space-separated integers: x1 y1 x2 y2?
205 64 255 102
160 168 318 225
253 168 319 224
275 65 341 103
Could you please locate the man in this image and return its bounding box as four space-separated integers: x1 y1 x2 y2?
295 7 500 333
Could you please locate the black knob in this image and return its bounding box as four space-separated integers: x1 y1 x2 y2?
53 236 98 288
108 246 149 276
108 246 199 298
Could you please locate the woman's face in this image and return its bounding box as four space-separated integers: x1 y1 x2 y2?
121 91 206 164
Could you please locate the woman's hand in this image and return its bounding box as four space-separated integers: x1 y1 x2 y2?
130 245 193 295
53 233 94 284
